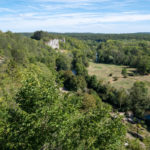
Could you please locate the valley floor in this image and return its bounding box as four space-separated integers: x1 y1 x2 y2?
88 62 150 93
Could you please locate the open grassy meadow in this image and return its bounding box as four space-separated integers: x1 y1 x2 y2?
88 62 150 92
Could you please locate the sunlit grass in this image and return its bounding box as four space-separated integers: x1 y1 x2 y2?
88 62 150 93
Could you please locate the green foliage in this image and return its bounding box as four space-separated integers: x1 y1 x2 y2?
115 89 128 110
31 30 45 40
129 82 150 117
63 33 150 41
72 49 89 76
16 75 54 113
0 72 126 150
122 68 128 78
2 31 150 149
60 36 90 51
97 40 150 74
86 75 98 90
0 31 56 69
86 74 150 117
31 31 62 42
56 53 72 71
144 136 150 150
60 71 87 91
81 93 97 111
75 62 88 76
113 76 119 81
126 139 143 150
137 56 150 75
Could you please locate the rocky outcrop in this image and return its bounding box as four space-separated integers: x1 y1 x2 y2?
46 38 65 49
0 57 5 64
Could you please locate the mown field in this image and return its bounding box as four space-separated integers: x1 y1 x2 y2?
88 62 150 92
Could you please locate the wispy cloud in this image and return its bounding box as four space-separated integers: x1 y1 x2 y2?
0 7 16 13
1 12 150 31
0 0 150 32
34 0 110 3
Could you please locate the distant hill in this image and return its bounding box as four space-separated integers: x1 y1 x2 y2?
62 33 150 41
16 32 33 37
18 32 150 42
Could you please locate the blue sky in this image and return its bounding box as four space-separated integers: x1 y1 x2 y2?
0 0 150 33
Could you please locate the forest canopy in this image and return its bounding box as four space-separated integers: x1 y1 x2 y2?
0 30 150 149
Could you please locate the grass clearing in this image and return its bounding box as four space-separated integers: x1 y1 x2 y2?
88 62 150 93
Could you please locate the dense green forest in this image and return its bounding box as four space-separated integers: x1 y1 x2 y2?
97 40 150 74
63 33 150 41
0 31 150 149
19 32 150 41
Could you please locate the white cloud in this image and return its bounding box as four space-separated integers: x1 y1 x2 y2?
35 0 110 3
1 12 150 22
94 14 150 22
1 12 150 33
0 8 16 13
0 0 150 33
37 0 110 11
